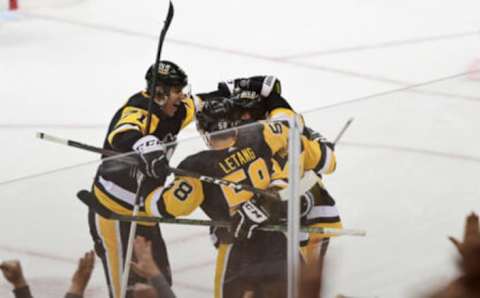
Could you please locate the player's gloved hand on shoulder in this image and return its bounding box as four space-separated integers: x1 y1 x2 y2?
218 75 281 98
133 135 170 180
232 199 270 240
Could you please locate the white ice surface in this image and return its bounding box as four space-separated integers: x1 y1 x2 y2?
1 0 479 297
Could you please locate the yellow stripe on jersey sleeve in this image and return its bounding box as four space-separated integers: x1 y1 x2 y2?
93 186 155 226
268 107 296 122
325 153 337 174
301 137 322 172
301 137 337 175
107 106 160 144
262 122 290 155
180 97 195 129
162 176 204 217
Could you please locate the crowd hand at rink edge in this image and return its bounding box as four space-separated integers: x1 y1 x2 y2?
132 236 176 298
0 259 28 290
427 212 480 298
0 251 96 298
67 250 95 297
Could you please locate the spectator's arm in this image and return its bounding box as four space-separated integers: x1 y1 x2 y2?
449 212 480 278
149 274 176 298
131 237 161 278
0 260 32 298
64 293 82 298
131 236 176 297
65 251 95 298
427 212 480 298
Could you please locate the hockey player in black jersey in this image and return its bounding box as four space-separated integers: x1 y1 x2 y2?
88 60 194 298
208 75 342 267
134 94 337 298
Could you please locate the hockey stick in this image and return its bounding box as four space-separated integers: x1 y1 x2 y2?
120 2 175 298
36 132 280 200
145 1 174 131
77 190 366 236
37 118 355 199
333 117 354 145
35 132 138 167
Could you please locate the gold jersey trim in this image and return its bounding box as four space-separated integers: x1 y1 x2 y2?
181 97 195 129
93 186 155 226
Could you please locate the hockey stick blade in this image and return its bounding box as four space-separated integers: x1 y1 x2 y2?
77 190 366 236
77 190 115 219
145 1 174 131
164 1 174 33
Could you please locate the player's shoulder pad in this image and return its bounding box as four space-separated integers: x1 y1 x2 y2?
178 151 211 172
178 96 192 113
125 91 150 110
264 120 290 131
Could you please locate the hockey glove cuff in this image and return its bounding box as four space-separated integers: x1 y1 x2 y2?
133 135 170 180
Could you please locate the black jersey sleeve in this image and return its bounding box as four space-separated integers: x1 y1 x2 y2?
110 130 143 152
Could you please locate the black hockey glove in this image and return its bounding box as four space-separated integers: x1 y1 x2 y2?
232 199 270 241
218 75 281 98
132 135 170 180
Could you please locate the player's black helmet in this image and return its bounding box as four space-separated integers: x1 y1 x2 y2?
145 60 188 92
196 97 239 134
228 90 267 121
196 96 247 147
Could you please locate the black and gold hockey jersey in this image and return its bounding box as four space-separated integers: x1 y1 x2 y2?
93 91 195 218
144 121 328 226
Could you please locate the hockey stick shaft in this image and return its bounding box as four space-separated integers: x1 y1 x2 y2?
121 3 175 298
333 117 354 145
36 132 139 167
77 190 366 236
120 175 143 298
36 132 111 155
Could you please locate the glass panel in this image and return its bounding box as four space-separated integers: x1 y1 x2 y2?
299 72 480 297
0 120 294 297
1 73 478 298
